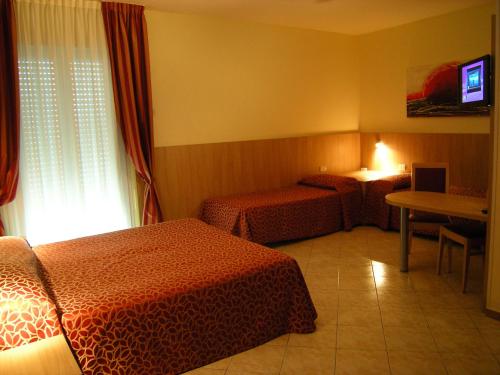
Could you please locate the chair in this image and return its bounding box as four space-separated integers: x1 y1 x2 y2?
408 162 450 252
437 223 486 293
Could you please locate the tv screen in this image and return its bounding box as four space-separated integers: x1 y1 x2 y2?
458 55 491 106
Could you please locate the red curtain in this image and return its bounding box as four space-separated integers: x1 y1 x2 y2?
0 0 20 236
101 2 162 225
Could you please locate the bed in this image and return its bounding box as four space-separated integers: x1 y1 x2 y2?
201 175 363 244
363 173 412 230
1 219 316 375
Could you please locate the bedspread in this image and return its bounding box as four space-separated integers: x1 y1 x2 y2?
363 174 411 230
201 186 343 244
299 175 363 231
33 219 316 375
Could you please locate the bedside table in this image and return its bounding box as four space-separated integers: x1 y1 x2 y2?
340 170 406 195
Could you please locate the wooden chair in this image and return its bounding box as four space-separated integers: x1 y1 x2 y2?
408 162 450 252
437 223 486 293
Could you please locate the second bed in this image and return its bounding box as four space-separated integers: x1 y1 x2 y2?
201 175 363 244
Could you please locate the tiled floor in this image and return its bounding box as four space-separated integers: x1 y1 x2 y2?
184 227 500 375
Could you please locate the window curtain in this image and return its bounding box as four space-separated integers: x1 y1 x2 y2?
0 0 139 245
0 0 20 236
101 2 162 225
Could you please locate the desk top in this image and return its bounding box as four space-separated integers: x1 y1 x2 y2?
341 170 406 183
386 191 488 222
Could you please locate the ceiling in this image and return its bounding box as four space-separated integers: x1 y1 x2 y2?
134 0 494 35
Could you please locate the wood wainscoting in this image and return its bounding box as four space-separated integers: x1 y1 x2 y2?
154 132 360 219
360 132 490 189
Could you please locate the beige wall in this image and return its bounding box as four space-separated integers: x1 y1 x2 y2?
359 4 495 134
146 11 360 147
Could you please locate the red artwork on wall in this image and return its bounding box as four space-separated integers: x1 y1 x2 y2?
407 61 489 117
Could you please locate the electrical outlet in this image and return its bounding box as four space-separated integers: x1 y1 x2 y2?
319 165 328 172
398 163 406 171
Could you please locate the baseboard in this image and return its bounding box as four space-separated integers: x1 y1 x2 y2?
484 308 500 321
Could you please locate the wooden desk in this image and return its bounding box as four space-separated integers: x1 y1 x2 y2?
386 191 488 272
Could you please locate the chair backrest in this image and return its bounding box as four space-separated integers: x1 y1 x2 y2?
411 162 449 193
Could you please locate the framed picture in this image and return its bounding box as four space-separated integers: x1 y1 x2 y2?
406 61 490 117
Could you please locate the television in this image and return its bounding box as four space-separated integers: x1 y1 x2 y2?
458 55 491 106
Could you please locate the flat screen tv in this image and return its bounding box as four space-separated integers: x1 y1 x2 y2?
458 55 491 106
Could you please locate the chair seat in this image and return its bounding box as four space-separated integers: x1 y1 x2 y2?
438 222 486 293
410 211 449 223
442 223 486 239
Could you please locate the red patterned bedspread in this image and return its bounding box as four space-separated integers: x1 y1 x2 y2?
363 174 411 230
33 219 316 375
201 185 352 244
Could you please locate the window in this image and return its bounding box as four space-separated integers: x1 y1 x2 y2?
0 0 138 245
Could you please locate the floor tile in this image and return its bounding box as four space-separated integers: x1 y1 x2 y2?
468 311 500 330
377 290 419 311
371 262 405 278
226 371 278 375
339 275 376 290
309 290 338 311
183 369 226 375
288 325 336 349
336 255 372 266
380 307 428 328
280 346 335 375
441 352 500 375
306 258 338 276
304 272 338 293
203 356 231 370
198 227 490 373
315 307 338 330
375 275 413 291
337 264 373 277
416 291 463 310
453 293 483 310
480 329 500 354
228 344 286 374
432 328 489 354
337 325 386 350
335 349 390 375
338 290 379 309
423 309 476 330
278 243 312 258
265 334 289 347
388 351 447 375
384 326 438 352
410 273 454 292
338 306 382 327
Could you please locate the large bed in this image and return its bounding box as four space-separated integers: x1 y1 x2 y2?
1 219 316 375
201 175 363 244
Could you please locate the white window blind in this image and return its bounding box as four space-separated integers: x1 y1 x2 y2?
0 0 139 245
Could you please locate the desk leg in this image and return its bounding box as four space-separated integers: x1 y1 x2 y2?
400 207 409 272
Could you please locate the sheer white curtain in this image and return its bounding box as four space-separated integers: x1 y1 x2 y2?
0 0 139 245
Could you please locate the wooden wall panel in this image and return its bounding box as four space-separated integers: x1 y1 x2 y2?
360 132 490 189
154 132 360 219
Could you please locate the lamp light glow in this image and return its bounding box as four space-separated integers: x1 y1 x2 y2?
373 140 397 172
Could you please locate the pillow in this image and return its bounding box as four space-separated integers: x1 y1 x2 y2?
0 237 62 351
299 174 346 190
